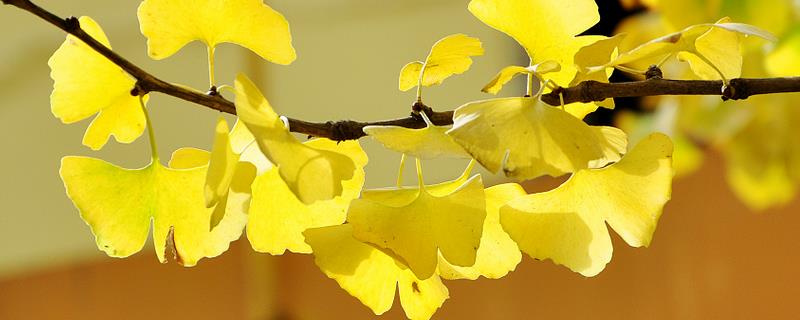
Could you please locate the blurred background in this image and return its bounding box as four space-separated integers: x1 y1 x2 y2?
1 0 800 319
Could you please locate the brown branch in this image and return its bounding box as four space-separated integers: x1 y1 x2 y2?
5 0 800 141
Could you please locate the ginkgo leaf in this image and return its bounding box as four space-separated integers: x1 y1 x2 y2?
205 117 241 208
304 225 448 320
482 61 560 95
49 16 146 151
447 97 628 180
60 154 247 267
363 113 469 159
607 18 774 80
468 0 609 117
234 73 357 204
500 133 674 276
571 34 625 111
437 183 525 280
677 19 743 81
247 139 368 255
347 163 487 280
137 0 295 64
229 119 273 174
170 147 255 231
399 34 484 91
468 0 598 65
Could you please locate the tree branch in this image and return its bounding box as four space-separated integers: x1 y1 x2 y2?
6 0 800 141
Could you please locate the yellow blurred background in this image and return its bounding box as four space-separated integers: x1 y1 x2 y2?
1 0 799 319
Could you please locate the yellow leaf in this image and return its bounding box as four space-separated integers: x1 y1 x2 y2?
437 183 525 280
481 66 529 95
304 225 448 320
234 73 357 204
363 113 469 159
571 34 625 112
169 147 211 168
399 62 425 91
609 18 774 80
137 0 295 64
347 163 487 280
613 12 673 74
171 146 256 231
500 133 674 276
205 117 241 208
229 119 273 174
468 0 599 64
677 20 743 80
60 155 247 266
398 34 484 92
247 139 367 255
447 97 628 180
482 61 560 95
49 16 146 150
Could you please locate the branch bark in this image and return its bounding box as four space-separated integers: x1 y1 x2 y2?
5 0 800 141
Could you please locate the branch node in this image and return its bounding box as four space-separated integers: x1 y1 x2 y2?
411 100 428 113
722 78 750 101
645 65 663 80
207 86 218 96
328 120 365 142
64 16 79 31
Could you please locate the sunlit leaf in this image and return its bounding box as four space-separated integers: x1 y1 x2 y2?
447 97 627 180
234 73 357 204
571 34 625 111
437 183 525 280
305 225 448 320
607 18 774 80
49 16 146 150
399 34 484 91
363 114 469 159
60 154 247 266
347 165 487 280
137 0 295 64
248 139 367 255
482 61 560 95
468 0 607 117
500 133 674 276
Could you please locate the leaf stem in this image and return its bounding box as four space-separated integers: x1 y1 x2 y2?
415 158 424 189
416 62 427 102
396 154 406 188
208 46 216 88
140 95 159 161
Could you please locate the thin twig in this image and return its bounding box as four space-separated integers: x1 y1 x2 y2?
5 0 800 141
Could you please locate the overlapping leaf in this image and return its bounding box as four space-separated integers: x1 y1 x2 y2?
481 61 560 95
233 73 357 204
437 183 525 280
305 225 448 320
447 97 628 180
347 164 487 280
363 113 469 159
605 18 775 80
49 16 147 150
248 139 368 255
137 0 295 64
500 133 674 276
468 0 607 117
